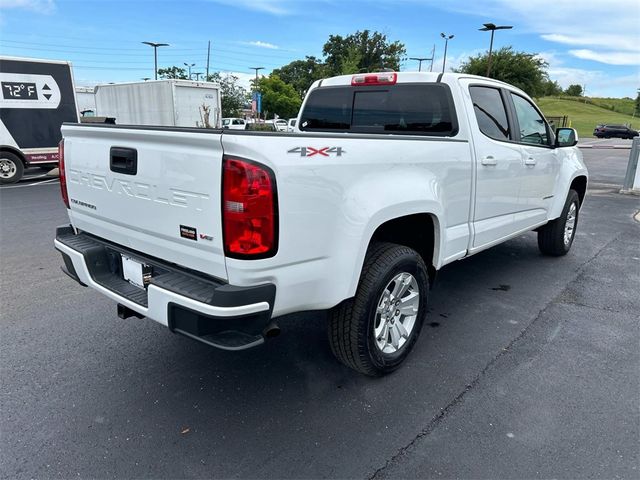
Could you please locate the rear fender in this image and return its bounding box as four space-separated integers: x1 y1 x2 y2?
336 169 444 298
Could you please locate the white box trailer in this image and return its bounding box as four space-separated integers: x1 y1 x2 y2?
75 86 96 116
94 80 221 128
0 56 79 183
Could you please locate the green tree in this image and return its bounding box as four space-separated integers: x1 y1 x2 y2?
271 56 327 98
157 66 188 79
455 46 549 97
206 72 249 118
541 79 563 97
634 89 640 116
322 30 406 76
256 75 301 119
565 84 583 96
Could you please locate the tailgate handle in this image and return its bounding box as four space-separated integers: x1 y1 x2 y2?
110 147 137 175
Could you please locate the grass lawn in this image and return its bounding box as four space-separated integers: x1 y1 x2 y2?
536 97 638 138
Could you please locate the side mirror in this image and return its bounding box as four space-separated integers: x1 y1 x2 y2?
555 127 578 147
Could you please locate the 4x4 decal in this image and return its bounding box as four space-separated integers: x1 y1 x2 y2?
287 147 345 157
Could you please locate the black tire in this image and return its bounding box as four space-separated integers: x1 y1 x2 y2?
328 242 429 376
538 189 580 256
0 152 24 184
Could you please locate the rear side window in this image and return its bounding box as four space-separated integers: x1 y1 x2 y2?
299 84 457 136
469 86 511 141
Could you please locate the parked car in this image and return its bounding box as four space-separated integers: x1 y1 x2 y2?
287 118 297 132
271 119 287 132
55 71 587 376
593 124 638 139
222 117 246 130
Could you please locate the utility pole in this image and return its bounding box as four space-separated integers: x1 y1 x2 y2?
184 63 195 80
206 40 211 79
479 23 513 77
429 44 436 72
440 33 454 73
142 41 169 80
250 66 264 121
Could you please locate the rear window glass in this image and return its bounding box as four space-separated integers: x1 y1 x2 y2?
299 84 457 136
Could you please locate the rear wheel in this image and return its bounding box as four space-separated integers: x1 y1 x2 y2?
0 152 24 184
538 189 580 256
328 242 429 376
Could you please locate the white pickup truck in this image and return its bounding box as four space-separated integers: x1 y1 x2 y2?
55 72 587 375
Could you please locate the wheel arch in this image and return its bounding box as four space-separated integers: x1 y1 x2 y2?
364 212 441 287
570 175 587 206
0 146 26 166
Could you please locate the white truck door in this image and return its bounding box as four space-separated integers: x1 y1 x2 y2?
463 82 523 248
507 92 559 229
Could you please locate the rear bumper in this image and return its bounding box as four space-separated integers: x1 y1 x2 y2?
54 225 276 350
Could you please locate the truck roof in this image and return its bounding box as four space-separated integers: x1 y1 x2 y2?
312 71 526 96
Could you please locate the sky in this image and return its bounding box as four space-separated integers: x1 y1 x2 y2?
0 0 638 98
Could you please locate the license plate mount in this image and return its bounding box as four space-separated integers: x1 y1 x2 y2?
121 255 150 289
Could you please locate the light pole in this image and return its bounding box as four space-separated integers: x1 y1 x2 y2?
479 23 512 77
142 41 169 80
250 66 264 120
409 56 432 72
193 72 203 81
440 33 454 73
184 63 195 80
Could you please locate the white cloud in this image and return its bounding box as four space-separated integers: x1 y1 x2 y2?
541 34 638 53
569 49 640 66
0 0 54 12
207 0 293 15
240 40 280 50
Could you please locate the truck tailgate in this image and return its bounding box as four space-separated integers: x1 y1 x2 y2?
62 125 227 280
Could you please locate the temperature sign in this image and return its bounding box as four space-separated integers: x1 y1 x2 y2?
2 82 38 100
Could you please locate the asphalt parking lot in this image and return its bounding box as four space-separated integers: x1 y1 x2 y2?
1 150 639 479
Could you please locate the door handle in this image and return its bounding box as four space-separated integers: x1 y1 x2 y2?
524 156 537 166
481 155 497 166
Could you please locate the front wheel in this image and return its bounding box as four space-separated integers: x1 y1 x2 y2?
0 152 24 184
538 189 580 256
328 242 429 376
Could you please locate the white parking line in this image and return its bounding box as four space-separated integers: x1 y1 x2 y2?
1 178 59 189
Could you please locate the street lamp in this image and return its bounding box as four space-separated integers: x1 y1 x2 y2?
440 33 454 73
250 66 264 120
409 56 432 72
193 72 203 81
479 23 513 77
142 41 169 80
184 62 195 80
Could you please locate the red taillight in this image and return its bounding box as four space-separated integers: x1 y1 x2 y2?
351 72 397 86
222 157 277 258
58 139 69 209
